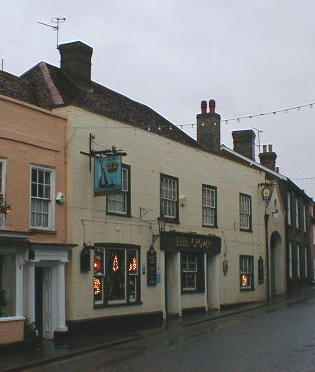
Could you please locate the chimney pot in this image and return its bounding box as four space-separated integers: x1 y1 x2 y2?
201 100 207 114
259 145 277 171
209 99 216 114
196 98 221 153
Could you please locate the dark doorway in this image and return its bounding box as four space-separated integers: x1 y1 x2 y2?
270 231 282 296
35 267 43 337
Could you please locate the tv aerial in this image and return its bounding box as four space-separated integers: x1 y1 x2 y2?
38 17 66 49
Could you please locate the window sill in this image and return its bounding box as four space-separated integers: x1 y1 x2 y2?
160 216 179 224
182 290 205 295
202 224 218 229
240 228 252 233
240 288 255 292
29 228 56 235
106 211 131 218
94 301 143 309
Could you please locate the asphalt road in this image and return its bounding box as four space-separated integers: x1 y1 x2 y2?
95 296 315 372
25 295 315 372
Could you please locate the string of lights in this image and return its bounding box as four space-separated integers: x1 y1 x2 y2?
180 99 315 128
73 99 315 134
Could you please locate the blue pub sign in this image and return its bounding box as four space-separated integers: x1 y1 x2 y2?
94 155 122 193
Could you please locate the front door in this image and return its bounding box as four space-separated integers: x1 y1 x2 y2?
42 268 53 339
35 267 43 336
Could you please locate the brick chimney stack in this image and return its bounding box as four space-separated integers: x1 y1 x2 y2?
232 130 256 161
197 99 221 153
58 41 93 86
259 144 277 171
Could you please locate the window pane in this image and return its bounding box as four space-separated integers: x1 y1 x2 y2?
93 277 104 304
32 168 37 183
128 276 137 303
44 171 51 185
127 250 138 275
240 194 251 229
31 183 37 197
38 170 44 184
0 255 16 317
161 176 178 219
106 250 126 302
240 255 254 290
107 166 129 215
31 199 49 228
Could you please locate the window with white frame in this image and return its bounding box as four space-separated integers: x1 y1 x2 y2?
181 254 197 291
240 194 252 231
106 166 130 216
288 242 293 279
287 192 292 225
31 166 55 229
181 253 204 293
240 255 254 290
160 174 178 221
202 185 217 227
295 198 300 229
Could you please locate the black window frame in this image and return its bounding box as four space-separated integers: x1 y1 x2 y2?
239 193 252 232
240 255 254 291
181 252 205 294
202 184 218 228
93 243 141 308
160 173 179 224
106 164 131 217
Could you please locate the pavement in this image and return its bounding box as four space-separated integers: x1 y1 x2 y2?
1 286 314 372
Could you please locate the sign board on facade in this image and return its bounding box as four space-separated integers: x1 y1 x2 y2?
94 155 122 193
147 247 157 286
160 231 221 256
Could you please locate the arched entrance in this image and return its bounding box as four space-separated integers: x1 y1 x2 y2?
270 231 282 296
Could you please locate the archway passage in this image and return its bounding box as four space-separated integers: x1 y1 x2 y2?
270 231 282 296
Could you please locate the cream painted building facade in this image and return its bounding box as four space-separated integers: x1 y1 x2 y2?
53 104 286 324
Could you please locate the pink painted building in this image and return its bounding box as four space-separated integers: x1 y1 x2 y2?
0 76 71 345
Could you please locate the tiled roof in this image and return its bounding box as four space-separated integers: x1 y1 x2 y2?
21 63 200 149
0 70 36 105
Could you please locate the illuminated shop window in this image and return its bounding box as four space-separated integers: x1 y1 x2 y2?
240 255 254 291
93 249 105 305
93 246 140 306
127 250 139 303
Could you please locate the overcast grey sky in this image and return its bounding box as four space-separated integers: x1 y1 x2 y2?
2 1 315 196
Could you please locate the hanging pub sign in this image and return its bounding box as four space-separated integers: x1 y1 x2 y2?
147 246 157 287
94 155 122 194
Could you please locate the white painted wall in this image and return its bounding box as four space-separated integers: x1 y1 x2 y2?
54 106 287 320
